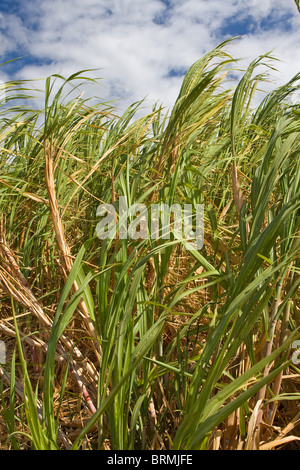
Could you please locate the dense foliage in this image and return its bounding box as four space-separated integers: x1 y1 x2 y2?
0 40 300 450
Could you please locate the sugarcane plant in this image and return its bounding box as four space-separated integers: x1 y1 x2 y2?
0 39 299 450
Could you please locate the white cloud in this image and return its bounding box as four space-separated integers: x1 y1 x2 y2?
0 11 29 56
0 0 299 114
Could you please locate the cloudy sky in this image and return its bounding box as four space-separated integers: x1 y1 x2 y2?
0 0 299 114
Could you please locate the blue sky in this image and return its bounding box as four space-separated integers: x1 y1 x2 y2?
0 0 299 113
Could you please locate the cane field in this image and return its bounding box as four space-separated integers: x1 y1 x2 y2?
0 39 300 450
